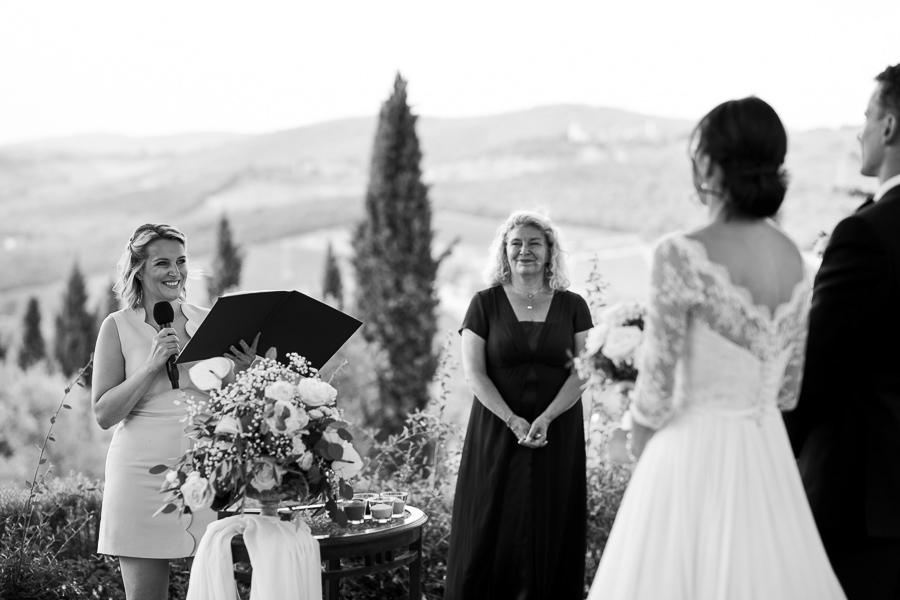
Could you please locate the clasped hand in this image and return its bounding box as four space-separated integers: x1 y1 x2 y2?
508 415 549 449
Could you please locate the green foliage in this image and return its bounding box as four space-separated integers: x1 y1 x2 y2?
98 279 119 319
582 417 631 593
18 297 46 370
53 265 97 379
339 342 462 599
0 474 193 599
577 259 632 593
0 336 630 597
322 241 344 309
207 213 244 300
0 361 104 599
324 334 386 434
351 74 444 438
0 361 111 483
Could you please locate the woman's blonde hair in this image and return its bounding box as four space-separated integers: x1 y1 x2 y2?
482 210 570 290
114 223 188 310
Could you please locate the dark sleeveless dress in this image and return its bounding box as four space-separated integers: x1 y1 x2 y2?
446 286 592 600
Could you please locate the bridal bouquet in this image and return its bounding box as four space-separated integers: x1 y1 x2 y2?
151 353 362 523
574 301 646 391
575 302 646 467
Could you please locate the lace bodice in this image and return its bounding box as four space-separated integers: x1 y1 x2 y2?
631 234 812 429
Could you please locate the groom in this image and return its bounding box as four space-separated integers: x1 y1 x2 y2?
785 63 900 600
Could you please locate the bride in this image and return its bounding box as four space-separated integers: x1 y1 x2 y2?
588 97 846 599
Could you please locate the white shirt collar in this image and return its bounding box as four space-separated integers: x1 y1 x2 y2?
874 173 900 201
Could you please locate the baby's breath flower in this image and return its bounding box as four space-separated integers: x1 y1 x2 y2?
156 352 362 520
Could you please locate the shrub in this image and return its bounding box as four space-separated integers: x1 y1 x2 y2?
0 336 632 598
0 362 112 483
338 352 462 600
582 415 631 593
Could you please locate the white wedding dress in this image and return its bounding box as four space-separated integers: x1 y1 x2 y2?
588 234 846 600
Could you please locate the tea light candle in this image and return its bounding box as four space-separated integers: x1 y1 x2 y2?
370 503 393 521
344 500 365 522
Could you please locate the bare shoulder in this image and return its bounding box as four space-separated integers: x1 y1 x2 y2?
97 312 121 340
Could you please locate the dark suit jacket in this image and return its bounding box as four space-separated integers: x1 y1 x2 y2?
785 185 900 538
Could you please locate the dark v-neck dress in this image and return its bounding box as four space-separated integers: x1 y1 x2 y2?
446 285 592 600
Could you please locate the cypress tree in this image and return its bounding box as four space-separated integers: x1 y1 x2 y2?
96 279 120 333
54 264 97 378
207 214 243 301
18 297 46 369
322 242 344 309
351 74 443 437
102 279 119 316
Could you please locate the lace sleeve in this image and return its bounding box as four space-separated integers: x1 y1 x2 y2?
631 237 698 429
778 287 811 411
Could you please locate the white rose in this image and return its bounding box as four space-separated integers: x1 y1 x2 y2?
297 450 315 470
603 326 643 361
288 405 310 432
595 386 629 420
331 442 363 480
264 380 295 403
180 471 214 511
296 378 337 407
265 400 309 435
189 357 233 391
584 323 609 356
599 303 628 325
308 408 325 420
249 458 283 492
214 415 242 436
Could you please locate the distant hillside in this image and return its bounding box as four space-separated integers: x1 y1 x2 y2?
0 104 871 305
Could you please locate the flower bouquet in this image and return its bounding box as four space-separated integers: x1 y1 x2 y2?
150 353 362 524
575 302 645 389
575 302 648 467
574 301 645 423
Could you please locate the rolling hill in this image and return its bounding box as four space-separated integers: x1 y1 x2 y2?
0 104 872 353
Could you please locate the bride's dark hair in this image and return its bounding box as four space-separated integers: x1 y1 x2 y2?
690 97 789 218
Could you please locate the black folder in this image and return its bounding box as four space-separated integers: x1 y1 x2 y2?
176 290 363 369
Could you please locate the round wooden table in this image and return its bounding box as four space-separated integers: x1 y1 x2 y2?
229 506 428 599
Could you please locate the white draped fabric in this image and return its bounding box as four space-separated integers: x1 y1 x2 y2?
186 514 322 600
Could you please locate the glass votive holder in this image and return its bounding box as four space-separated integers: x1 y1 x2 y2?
343 499 366 524
353 493 379 519
382 491 408 518
369 499 393 523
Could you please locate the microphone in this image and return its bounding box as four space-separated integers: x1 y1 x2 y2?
152 301 179 389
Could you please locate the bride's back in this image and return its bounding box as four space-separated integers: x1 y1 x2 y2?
689 221 805 314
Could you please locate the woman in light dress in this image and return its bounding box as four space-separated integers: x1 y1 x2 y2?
93 223 257 600
588 98 846 599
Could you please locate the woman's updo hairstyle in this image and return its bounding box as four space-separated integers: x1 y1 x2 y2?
691 96 789 218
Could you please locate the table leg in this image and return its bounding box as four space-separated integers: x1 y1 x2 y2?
325 558 341 600
409 538 422 600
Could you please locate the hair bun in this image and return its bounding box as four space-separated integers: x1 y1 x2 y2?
692 97 789 219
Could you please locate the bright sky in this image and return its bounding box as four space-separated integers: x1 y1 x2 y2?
0 0 896 145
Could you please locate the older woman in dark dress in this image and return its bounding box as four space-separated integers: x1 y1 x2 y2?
446 210 592 600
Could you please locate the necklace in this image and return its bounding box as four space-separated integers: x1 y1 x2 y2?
510 283 545 310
